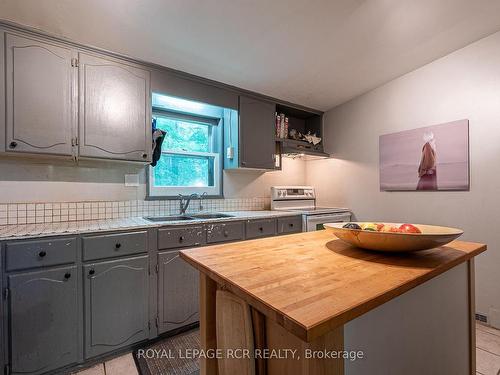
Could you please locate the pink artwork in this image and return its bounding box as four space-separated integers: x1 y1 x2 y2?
380 119 469 191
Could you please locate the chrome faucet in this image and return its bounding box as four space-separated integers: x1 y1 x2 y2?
179 193 199 215
199 192 208 211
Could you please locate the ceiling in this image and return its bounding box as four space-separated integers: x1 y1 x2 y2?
2 0 500 111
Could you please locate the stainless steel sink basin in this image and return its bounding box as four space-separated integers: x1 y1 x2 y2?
190 213 234 219
144 213 234 222
144 215 195 222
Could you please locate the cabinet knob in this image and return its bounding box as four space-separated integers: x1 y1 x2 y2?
179 236 184 242
38 251 47 258
223 230 229 237
64 272 71 280
289 223 294 227
115 243 121 249
259 227 263 232
89 269 95 276
142 153 147 159
9 141 17 149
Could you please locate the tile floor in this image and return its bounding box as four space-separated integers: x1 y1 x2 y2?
477 323 500 375
73 353 138 375
75 323 500 375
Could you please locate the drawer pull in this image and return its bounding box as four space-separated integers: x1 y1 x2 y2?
142 153 147 159
9 141 17 149
289 223 294 227
64 272 71 280
88 269 95 276
223 230 229 237
259 227 263 232
179 236 184 243
38 251 47 258
115 243 121 249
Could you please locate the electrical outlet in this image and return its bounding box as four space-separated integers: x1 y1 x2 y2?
124 174 140 187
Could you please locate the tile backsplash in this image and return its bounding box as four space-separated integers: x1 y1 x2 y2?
0 198 270 225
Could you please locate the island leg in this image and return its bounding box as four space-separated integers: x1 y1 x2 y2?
200 273 218 375
467 259 476 375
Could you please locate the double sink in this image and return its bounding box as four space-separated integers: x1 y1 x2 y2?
144 213 234 222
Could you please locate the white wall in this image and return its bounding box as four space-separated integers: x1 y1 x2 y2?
0 157 304 203
306 30 500 316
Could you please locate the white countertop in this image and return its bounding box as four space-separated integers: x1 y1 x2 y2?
0 211 301 240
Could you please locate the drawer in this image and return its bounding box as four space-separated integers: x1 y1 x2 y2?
5 237 77 271
277 216 303 234
245 218 277 239
158 226 205 250
82 231 147 261
206 221 244 244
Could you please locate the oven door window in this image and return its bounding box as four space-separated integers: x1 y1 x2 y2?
306 213 352 231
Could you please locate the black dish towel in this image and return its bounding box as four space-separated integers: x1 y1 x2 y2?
151 129 166 167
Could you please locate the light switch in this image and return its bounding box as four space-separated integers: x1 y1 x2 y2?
124 174 140 187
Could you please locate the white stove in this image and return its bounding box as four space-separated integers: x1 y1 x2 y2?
271 186 351 231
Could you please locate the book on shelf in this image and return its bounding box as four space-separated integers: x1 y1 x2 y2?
275 112 288 139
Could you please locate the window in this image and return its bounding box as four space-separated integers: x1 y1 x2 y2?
148 94 223 197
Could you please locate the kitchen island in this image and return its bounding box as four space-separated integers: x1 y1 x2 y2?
180 230 486 375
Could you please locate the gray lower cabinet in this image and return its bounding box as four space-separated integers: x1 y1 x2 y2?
83 255 149 358
5 237 77 271
277 216 303 234
8 265 78 375
206 221 244 244
246 218 277 239
0 216 303 373
158 251 199 333
81 231 147 261
158 226 205 250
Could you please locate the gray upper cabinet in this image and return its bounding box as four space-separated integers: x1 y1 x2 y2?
83 255 149 358
158 251 199 333
5 33 76 156
78 52 151 161
238 95 276 169
8 265 78 375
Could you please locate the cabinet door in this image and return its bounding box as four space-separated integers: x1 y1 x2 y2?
78 52 151 161
158 251 199 333
238 96 276 169
5 33 75 155
83 255 148 358
8 266 78 374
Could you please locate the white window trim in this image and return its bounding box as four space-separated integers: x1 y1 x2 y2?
148 106 223 198
148 150 221 197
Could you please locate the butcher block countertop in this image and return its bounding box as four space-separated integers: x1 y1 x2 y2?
180 230 486 342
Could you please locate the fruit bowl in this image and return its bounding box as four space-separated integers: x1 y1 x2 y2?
323 222 463 252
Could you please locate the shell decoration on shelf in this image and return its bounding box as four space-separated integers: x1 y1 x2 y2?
304 132 322 145
288 129 322 145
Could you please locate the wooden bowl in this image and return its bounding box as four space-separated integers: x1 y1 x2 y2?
323 222 463 252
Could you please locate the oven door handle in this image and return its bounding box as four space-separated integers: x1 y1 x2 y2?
307 213 351 222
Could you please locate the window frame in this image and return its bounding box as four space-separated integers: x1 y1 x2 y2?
147 108 223 199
